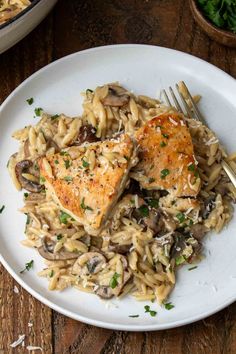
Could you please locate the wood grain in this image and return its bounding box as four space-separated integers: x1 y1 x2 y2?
0 0 236 353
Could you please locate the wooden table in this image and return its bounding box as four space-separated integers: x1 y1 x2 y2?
0 1 236 353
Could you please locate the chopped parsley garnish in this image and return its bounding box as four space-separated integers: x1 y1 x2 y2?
26 97 34 105
24 193 29 198
144 305 157 317
80 197 93 211
54 160 59 164
60 151 69 156
188 163 195 172
0 205 5 214
82 158 89 168
160 168 170 179
86 89 93 94
176 212 185 223
164 302 175 310
40 176 46 184
64 176 73 182
124 155 129 161
160 141 167 147
149 177 155 183
175 255 185 265
110 272 120 289
138 204 149 217
189 219 194 226
20 260 34 274
162 133 169 138
64 159 71 169
147 199 159 208
188 266 198 271
59 211 72 224
51 114 59 120
26 214 30 225
129 315 139 318
56 234 63 240
49 270 54 278
34 107 43 116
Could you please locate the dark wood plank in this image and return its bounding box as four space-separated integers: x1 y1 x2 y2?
0 0 236 353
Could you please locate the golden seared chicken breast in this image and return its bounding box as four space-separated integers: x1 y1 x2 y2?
39 134 137 235
132 112 201 197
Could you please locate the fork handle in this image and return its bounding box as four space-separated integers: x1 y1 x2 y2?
222 159 236 189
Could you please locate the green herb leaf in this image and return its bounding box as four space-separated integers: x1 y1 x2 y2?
86 89 93 94
26 97 34 105
144 305 157 317
40 176 46 184
0 205 5 214
176 212 185 223
51 114 59 120
56 234 63 240
175 255 185 266
129 314 139 318
54 160 59 164
160 168 170 179
82 158 89 168
34 107 43 116
60 151 69 156
138 204 149 217
147 199 159 208
20 260 34 274
110 272 120 289
164 302 175 310
188 266 198 271
64 159 71 169
162 133 169 138
64 176 73 182
24 193 29 199
80 197 93 211
160 141 167 147
49 270 54 278
26 214 30 225
188 163 195 172
59 211 72 224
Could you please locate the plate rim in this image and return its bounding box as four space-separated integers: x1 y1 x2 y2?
0 44 236 331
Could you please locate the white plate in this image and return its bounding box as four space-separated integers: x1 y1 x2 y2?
0 45 236 331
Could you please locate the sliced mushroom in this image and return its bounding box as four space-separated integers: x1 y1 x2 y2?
72 252 106 275
101 85 130 107
189 224 208 240
170 232 187 259
73 124 99 146
15 160 43 193
202 195 216 219
143 210 162 234
108 242 131 254
95 286 113 299
38 237 78 261
46 138 60 152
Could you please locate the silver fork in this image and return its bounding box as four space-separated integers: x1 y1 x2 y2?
162 81 236 189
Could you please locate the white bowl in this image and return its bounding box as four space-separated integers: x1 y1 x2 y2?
0 0 57 54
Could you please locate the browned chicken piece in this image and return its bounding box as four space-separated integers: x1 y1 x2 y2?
133 113 201 197
39 134 137 235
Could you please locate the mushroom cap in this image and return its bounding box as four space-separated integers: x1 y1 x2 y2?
38 237 79 261
15 160 43 193
101 85 130 107
72 252 106 275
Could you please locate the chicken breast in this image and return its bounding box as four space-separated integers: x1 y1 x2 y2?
39 134 137 235
132 113 201 197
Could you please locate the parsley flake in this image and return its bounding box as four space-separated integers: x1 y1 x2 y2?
49 270 54 278
149 177 155 183
0 205 5 214
144 305 157 317
26 97 34 105
64 176 73 182
64 159 71 169
147 199 159 208
40 176 46 184
188 163 195 172
176 212 185 223
34 107 43 117
188 266 198 271
82 158 89 168
51 114 59 120
59 211 72 224
160 168 170 179
56 234 63 240
175 255 185 265
138 204 149 217
160 141 167 147
20 260 34 274
164 302 175 310
162 133 169 138
54 160 59 164
80 197 93 211
129 315 139 318
110 272 120 289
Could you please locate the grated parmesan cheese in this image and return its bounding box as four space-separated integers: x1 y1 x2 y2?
169 117 178 125
134 194 139 209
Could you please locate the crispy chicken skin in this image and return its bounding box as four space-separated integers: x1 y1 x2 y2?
39 134 137 235
133 113 201 197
